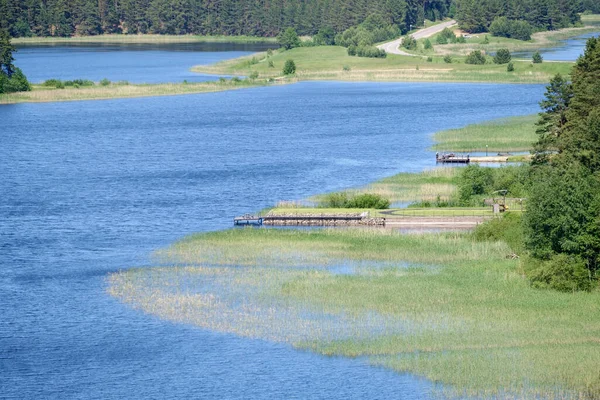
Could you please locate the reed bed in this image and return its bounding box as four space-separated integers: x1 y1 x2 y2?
0 80 268 104
432 114 538 152
109 227 600 398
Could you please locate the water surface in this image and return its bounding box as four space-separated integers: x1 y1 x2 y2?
513 31 600 61
14 42 273 83
1 46 548 399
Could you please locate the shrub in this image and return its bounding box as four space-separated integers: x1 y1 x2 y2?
426 56 433 62
472 212 524 254
458 164 494 205
1 68 31 93
268 60 274 68
482 35 489 44
231 76 241 83
346 193 390 209
423 39 432 50
532 51 543 63
319 192 390 209
354 45 386 58
267 48 273 57
347 45 357 56
282 59 296 75
465 50 486 65
507 62 514 72
436 35 448 45
42 78 63 88
277 27 300 50
443 55 452 63
218 77 226 83
527 254 593 292
249 71 259 79
342 65 351 71
100 78 111 86
455 35 466 43
402 35 417 50
493 48 512 64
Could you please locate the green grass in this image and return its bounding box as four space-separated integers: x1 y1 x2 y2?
12 34 277 44
309 167 460 205
0 78 270 104
192 45 573 84
432 114 538 152
108 227 600 398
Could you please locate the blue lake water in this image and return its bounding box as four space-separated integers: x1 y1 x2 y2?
14 42 273 83
513 31 600 61
1 45 547 399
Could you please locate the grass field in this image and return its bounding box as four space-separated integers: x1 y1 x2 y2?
0 79 269 104
12 34 277 44
431 114 538 152
192 46 573 84
109 227 600 399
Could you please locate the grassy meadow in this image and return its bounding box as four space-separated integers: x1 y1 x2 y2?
192 45 573 84
431 114 539 152
109 227 600 399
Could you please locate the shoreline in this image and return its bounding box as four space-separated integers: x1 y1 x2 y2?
12 34 277 45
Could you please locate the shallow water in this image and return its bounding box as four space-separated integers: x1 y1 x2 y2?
513 31 600 61
0 44 549 399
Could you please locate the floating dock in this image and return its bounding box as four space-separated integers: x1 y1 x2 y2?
233 214 264 226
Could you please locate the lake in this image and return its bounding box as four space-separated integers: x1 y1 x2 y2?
14 42 274 83
1 44 547 399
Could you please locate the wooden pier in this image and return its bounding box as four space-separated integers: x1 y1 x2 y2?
436 152 470 164
234 213 384 227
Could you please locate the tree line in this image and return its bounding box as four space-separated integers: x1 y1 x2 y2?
0 0 454 38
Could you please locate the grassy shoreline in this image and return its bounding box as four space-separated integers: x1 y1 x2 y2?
12 34 277 45
0 79 272 104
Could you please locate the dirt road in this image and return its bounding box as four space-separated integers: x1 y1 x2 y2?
377 20 457 56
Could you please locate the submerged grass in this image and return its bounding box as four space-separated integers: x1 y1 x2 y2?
109 227 600 398
432 114 538 152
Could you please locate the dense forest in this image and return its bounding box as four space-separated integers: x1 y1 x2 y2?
1 0 597 38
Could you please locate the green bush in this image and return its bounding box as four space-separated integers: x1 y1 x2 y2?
346 193 390 209
1 68 31 93
472 212 524 254
527 254 594 292
277 27 300 50
465 50 486 65
268 60 274 68
402 35 417 50
354 45 386 58
42 78 63 88
458 164 494 205
426 56 433 62
507 62 514 72
532 51 543 64
443 55 452 63
282 59 296 75
493 48 511 64
249 71 259 79
319 192 390 209
100 78 111 86
423 39 432 50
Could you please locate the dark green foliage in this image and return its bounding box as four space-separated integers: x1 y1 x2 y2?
456 0 579 34
526 254 593 292
457 164 494 204
319 192 390 209
402 34 417 50
0 29 29 94
249 70 259 79
493 48 511 64
532 51 543 63
313 27 335 45
423 38 432 49
100 78 111 86
507 62 514 72
277 27 300 50
489 17 533 41
352 45 386 58
0 0 579 38
426 56 433 62
482 35 489 44
465 50 486 65
533 73 573 163
0 28 15 76
443 55 452 63
436 34 448 44
472 212 524 254
282 59 296 75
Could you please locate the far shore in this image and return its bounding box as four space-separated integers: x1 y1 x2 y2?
12 34 278 45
